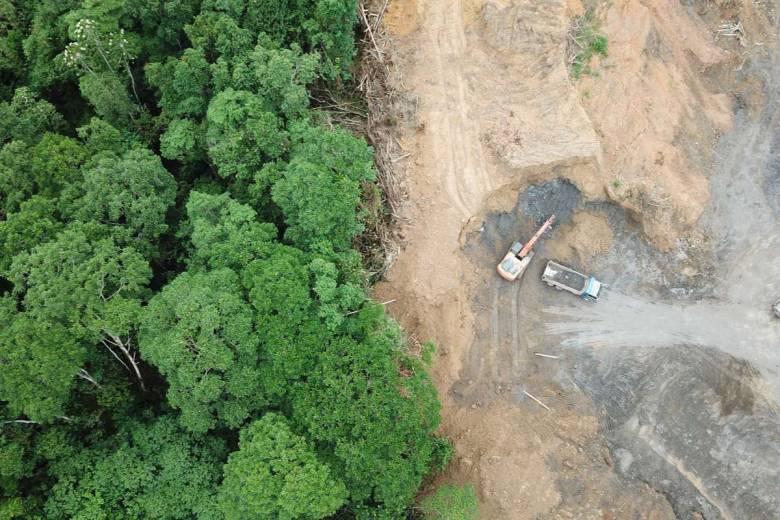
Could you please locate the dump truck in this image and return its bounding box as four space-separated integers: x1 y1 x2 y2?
541 260 602 301
497 215 556 281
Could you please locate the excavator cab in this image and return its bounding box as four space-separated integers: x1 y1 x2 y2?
496 215 556 282
497 248 534 281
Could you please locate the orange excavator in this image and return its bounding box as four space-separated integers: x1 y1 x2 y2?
496 215 556 281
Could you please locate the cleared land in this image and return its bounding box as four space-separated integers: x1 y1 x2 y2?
376 0 780 517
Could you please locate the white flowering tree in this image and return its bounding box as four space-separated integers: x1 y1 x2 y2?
59 19 141 106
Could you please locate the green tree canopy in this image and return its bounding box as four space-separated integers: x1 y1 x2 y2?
185 191 277 271
206 88 286 180
290 305 445 514
9 224 151 343
0 133 85 217
75 147 177 249
45 415 226 520
211 39 318 119
218 413 347 520
0 87 63 144
185 11 254 61
146 46 211 119
0 196 63 273
0 314 83 422
0 1 449 517
271 121 375 251
139 268 264 433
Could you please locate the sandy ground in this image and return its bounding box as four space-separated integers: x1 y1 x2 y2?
374 0 779 518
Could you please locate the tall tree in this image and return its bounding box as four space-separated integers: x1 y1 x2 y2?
218 413 347 520
45 416 226 520
139 268 264 433
0 196 62 274
8 224 152 390
0 312 83 422
75 147 177 251
271 121 375 251
289 305 446 515
206 88 286 181
0 87 63 144
184 191 276 271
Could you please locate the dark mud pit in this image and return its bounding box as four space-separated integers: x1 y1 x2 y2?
452 43 780 518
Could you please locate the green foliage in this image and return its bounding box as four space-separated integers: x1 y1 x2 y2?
8 224 151 343
569 10 608 79
76 147 177 248
139 269 264 433
0 133 85 217
272 122 375 250
309 257 364 330
0 417 37 519
22 0 77 91
160 118 204 161
77 117 140 159
0 87 63 144
218 413 347 520
211 39 318 119
0 196 63 273
305 0 359 79
28 133 87 203
0 315 83 422
420 484 479 520
58 18 136 77
146 47 211 119
78 71 136 126
206 89 286 180
45 415 226 520
185 191 277 271
0 1 449 517
289 305 444 514
241 245 320 399
185 11 254 60
0 1 27 100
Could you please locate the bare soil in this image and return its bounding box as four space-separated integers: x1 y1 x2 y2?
372 0 779 518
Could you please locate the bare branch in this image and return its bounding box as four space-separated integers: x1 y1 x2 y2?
77 368 101 388
104 331 146 391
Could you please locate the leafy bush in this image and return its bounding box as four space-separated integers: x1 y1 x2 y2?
420 484 480 520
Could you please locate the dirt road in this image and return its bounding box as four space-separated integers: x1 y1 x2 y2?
377 0 779 518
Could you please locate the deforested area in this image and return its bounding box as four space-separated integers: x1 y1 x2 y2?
0 2 455 519
373 0 780 518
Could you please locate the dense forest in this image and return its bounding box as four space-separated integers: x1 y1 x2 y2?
0 1 458 518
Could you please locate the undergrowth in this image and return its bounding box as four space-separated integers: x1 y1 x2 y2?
568 9 609 78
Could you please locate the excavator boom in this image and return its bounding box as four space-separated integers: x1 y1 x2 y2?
518 214 556 258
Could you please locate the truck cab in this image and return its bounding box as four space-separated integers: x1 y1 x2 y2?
582 277 602 301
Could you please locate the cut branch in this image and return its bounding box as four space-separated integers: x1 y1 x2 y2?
523 390 551 411
359 4 383 62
